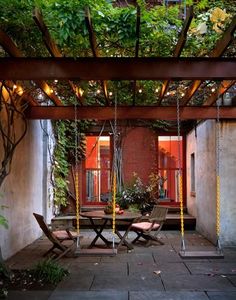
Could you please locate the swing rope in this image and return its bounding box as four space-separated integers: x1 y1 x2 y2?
74 101 80 249
112 93 118 249
177 97 185 252
216 99 221 251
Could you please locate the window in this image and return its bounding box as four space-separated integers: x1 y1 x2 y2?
191 153 195 194
157 136 183 202
84 136 111 204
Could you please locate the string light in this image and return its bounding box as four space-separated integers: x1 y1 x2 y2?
13 84 17 90
54 79 58 83
109 91 113 96
96 89 101 94
166 92 170 96
78 88 84 97
181 93 185 97
138 89 142 94
211 87 216 92
155 88 159 93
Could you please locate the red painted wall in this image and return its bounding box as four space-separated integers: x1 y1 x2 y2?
122 127 158 185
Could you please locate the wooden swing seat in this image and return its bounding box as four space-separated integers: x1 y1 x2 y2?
75 248 117 256
179 250 224 259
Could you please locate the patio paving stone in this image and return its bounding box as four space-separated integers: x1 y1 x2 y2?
54 274 94 291
7 291 53 300
91 274 164 291
185 262 236 275
207 291 236 300
49 291 128 300
161 273 236 291
130 291 209 300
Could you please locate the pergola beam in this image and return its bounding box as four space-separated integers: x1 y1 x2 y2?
158 6 193 104
85 7 110 105
33 8 84 105
0 28 63 106
133 5 141 105
181 15 236 106
203 80 236 106
0 57 235 80
26 106 236 120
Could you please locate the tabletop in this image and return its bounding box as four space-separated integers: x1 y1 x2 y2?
80 210 141 221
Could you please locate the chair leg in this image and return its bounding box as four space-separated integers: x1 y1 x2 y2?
43 245 56 257
132 232 143 244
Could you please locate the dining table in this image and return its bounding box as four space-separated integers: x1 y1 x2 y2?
80 210 141 251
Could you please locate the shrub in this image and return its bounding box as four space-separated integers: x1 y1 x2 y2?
33 259 69 285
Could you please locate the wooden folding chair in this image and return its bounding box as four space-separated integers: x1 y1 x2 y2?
131 205 168 246
33 213 77 261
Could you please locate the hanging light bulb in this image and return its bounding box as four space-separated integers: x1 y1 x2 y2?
109 91 113 97
155 88 159 93
138 88 142 94
96 89 101 94
13 84 17 90
166 92 170 96
211 87 216 92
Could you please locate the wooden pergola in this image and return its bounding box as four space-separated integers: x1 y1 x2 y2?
0 6 236 127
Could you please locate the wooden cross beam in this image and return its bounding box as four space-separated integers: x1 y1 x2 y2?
26 106 236 120
181 16 236 106
0 29 63 106
0 57 235 80
85 7 110 105
33 8 84 105
157 6 193 105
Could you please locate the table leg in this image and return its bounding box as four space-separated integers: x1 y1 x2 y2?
88 218 110 248
115 222 134 251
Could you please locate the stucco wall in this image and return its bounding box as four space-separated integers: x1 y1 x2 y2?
0 119 53 259
186 128 197 217
219 121 236 246
186 120 236 246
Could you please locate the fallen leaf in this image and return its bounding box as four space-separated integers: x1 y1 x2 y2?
153 270 161 275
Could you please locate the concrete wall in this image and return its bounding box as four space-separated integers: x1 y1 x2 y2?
186 128 197 217
219 121 236 246
186 120 236 246
0 119 53 259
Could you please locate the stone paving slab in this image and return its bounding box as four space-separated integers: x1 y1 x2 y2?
49 291 128 300
153 249 183 262
130 291 209 300
227 275 236 286
207 291 236 300
68 261 128 275
185 262 236 275
91 274 164 291
54 274 94 291
161 273 236 291
7 291 52 300
128 261 189 275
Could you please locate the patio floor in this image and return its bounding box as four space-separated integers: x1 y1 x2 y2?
5 230 236 300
